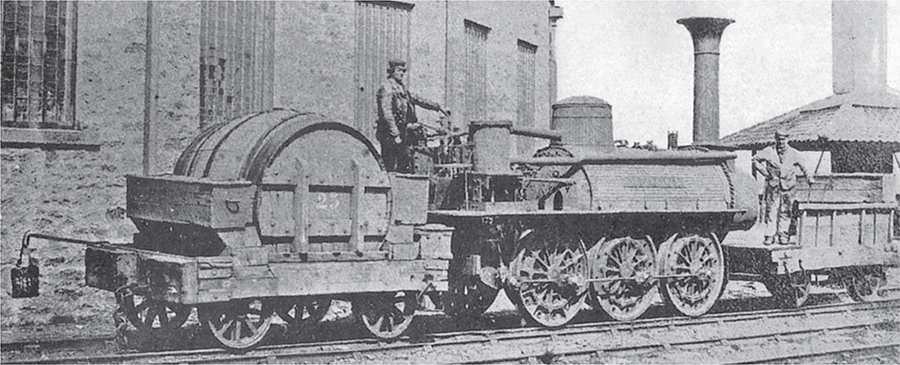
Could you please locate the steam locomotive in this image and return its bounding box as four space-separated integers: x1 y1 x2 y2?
12 96 896 350
11 14 896 350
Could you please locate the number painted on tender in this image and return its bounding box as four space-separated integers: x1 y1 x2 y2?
315 192 341 210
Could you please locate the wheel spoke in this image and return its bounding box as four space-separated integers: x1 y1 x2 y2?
232 320 242 342
213 319 231 337
159 307 169 327
663 235 725 317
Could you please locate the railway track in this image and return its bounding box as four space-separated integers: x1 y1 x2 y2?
4 297 897 364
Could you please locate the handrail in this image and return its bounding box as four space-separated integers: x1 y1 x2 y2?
17 232 110 266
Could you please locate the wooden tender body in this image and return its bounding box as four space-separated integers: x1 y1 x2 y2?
725 173 898 307
85 110 450 348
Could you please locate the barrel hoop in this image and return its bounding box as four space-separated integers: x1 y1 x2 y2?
202 109 296 178
244 120 382 184
174 111 266 176
238 109 316 180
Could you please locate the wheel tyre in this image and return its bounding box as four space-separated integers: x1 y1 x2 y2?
764 272 810 308
354 292 417 339
590 237 657 321
446 269 499 319
201 299 273 350
846 267 887 302
507 228 588 327
122 294 191 333
660 234 726 317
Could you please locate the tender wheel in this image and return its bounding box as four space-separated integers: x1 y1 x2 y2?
660 234 725 317
507 228 588 327
275 297 331 327
446 257 499 318
354 292 417 339
122 294 191 332
590 236 657 321
845 267 887 302
764 271 810 308
200 299 273 350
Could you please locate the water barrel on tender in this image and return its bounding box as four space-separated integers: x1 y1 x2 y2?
174 109 390 249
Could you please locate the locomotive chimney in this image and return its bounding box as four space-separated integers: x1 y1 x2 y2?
677 17 733 145
832 0 888 95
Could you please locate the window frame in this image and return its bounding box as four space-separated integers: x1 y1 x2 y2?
0 0 97 150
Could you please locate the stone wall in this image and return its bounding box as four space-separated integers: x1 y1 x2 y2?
1 0 556 328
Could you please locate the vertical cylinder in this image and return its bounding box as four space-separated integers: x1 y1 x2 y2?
677 17 733 145
470 120 512 174
551 96 613 148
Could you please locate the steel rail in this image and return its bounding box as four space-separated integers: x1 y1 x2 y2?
464 312 896 364
735 343 900 364
7 298 896 364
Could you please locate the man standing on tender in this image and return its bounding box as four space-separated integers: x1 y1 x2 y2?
752 130 815 245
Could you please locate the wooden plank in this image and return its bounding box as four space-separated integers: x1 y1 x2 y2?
231 247 268 266
861 209 877 247
199 278 232 291
796 174 889 203
770 245 899 273
349 159 362 252
799 202 895 210
429 209 745 218
874 212 891 246
233 266 273 279
231 277 278 299
126 175 253 229
292 158 309 253
269 260 430 296
199 268 232 279
833 211 859 247
198 289 231 303
268 251 389 263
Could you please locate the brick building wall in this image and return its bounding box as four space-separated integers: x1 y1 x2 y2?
0 0 557 327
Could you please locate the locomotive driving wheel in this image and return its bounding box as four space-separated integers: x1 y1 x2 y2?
275 297 332 328
122 293 191 333
446 257 500 319
661 234 725 317
354 292 417 339
200 299 273 350
845 267 887 302
590 236 657 321
507 228 588 327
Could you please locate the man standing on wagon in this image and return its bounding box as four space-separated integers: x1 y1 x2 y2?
752 130 816 245
376 59 450 173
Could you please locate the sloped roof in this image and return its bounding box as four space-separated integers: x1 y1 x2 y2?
720 90 900 149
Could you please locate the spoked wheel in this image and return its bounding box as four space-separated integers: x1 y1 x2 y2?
275 297 332 328
590 236 657 321
845 267 887 302
660 234 726 317
507 228 588 327
446 257 499 318
354 292 417 339
200 299 273 350
764 271 810 308
122 294 191 333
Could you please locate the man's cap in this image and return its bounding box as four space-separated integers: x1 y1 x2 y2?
775 130 789 139
388 59 407 69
